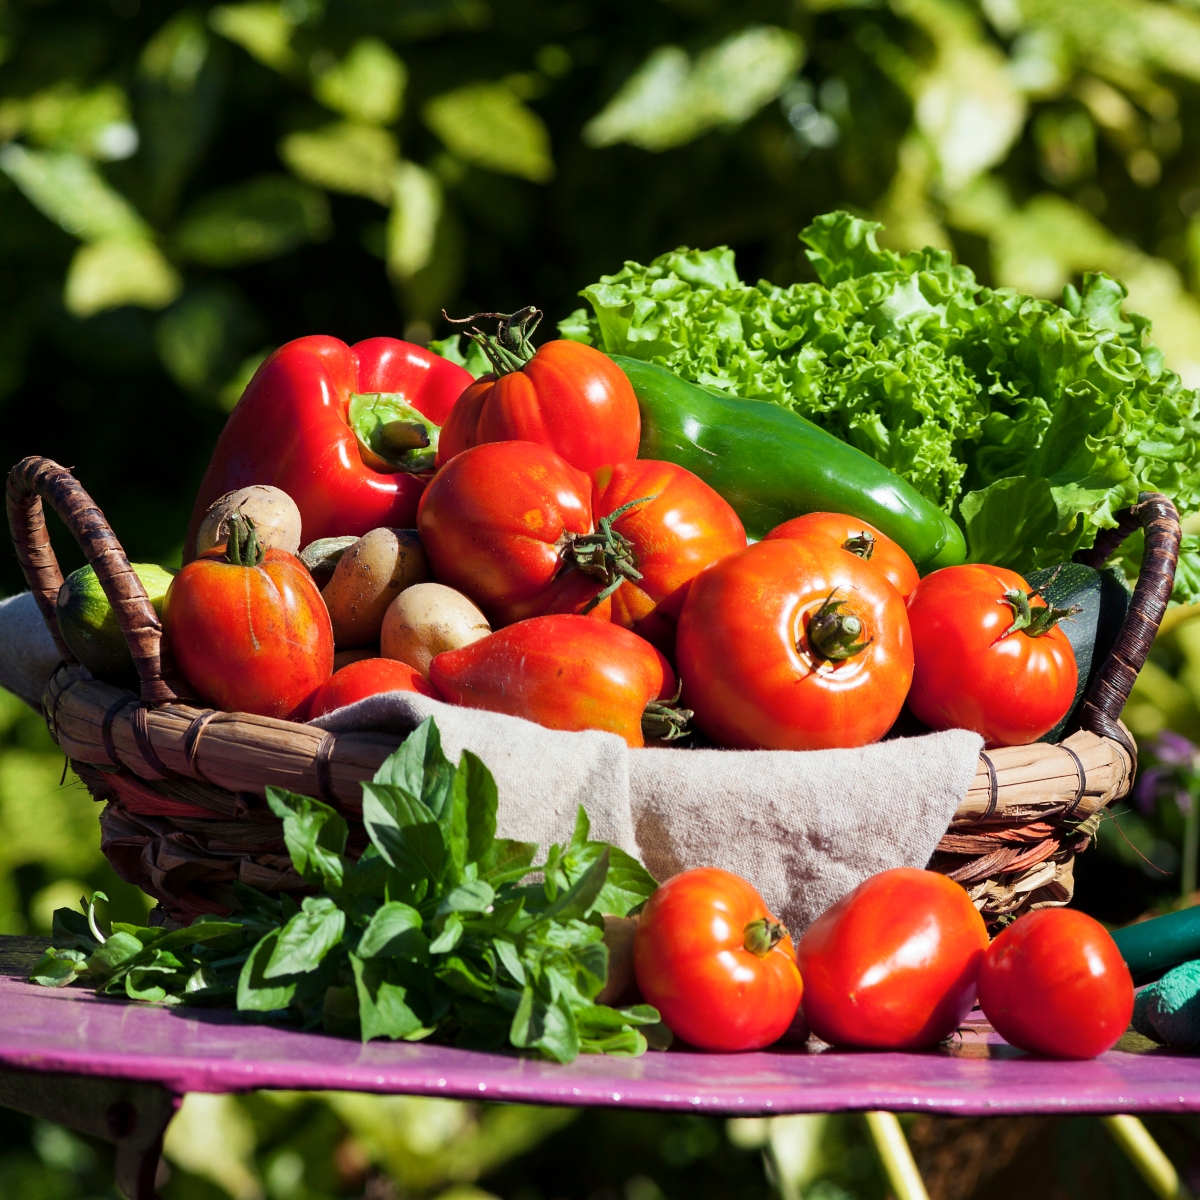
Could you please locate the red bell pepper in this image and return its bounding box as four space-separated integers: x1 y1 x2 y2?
185 336 472 559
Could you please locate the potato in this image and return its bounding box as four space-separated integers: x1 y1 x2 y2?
322 528 429 648
381 582 491 678
196 485 302 557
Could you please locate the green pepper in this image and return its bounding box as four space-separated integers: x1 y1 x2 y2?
613 355 966 570
1110 906 1200 984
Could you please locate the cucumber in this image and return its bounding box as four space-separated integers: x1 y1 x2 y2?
56 562 176 685
1026 562 1130 744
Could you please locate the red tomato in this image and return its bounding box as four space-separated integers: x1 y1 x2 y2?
430 614 675 747
675 538 913 750
164 518 333 719
633 867 802 1052
437 314 640 473
583 460 746 650
906 564 1078 746
307 657 440 717
417 441 595 626
978 908 1134 1059
795 868 989 1049
765 512 919 599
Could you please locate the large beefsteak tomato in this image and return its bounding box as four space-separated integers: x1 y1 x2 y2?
795 868 988 1049
675 538 913 750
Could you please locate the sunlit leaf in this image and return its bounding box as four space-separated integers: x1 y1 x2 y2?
141 11 211 90
4 83 137 161
584 26 803 152
313 38 406 125
0 145 148 241
209 2 299 74
155 284 263 398
387 160 441 278
279 121 397 204
173 174 331 265
65 238 182 317
423 82 554 182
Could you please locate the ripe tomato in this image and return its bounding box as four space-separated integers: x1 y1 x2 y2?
906 564 1078 746
674 538 913 750
633 867 802 1052
795 868 988 1049
417 441 595 626
164 516 333 719
765 512 919 599
430 614 678 747
307 657 440 718
437 309 640 473
978 908 1134 1059
571 460 746 648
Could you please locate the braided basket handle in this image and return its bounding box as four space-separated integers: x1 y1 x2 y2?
1073 491 1181 757
6 456 177 705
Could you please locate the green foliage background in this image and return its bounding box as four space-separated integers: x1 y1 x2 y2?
7 0 1200 1195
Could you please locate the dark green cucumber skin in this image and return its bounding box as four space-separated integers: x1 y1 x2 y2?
1028 563 1130 744
1111 906 1200 984
614 355 966 569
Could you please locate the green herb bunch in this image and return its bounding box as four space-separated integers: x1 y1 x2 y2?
31 719 664 1063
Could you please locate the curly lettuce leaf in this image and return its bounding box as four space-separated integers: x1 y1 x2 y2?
565 210 1200 599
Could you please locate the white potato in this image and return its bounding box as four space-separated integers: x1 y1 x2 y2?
322 528 428 648
380 582 490 679
196 485 302 556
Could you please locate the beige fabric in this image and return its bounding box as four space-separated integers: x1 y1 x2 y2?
0 592 61 709
312 692 983 936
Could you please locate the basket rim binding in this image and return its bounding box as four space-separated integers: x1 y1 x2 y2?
5 455 1184 923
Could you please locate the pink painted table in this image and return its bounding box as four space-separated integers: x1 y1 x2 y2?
0 937 1196 1198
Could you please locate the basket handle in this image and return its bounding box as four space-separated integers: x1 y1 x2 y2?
1074 491 1181 756
6 456 178 706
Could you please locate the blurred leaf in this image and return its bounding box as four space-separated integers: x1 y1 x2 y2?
0 145 148 241
313 37 406 125
173 174 331 266
141 11 211 90
155 283 264 398
584 26 803 151
280 121 398 204
209 2 299 74
64 238 181 317
388 160 442 277
424 83 554 182
2 83 137 162
163 1093 262 1200
219 349 271 412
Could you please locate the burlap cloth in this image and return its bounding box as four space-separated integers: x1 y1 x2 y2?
0 590 982 936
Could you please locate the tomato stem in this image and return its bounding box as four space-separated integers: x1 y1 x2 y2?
806 589 873 662
225 513 265 568
442 306 541 376
642 680 693 742
561 495 656 614
743 917 787 958
1000 586 1081 638
842 530 876 560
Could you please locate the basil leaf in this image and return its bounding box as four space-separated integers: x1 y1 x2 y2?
357 901 427 960
265 787 348 890
87 931 146 977
237 930 298 1012
458 749 498 866
361 782 446 883
29 947 88 988
538 847 609 923
51 907 99 953
428 912 463 954
511 986 580 1064
480 838 538 886
264 897 345 979
436 880 494 918
350 953 429 1041
372 717 456 819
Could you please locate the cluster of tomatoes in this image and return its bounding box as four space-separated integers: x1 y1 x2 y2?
634 864 1135 1060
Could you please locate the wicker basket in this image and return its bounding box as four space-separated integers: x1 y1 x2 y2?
6 456 1182 927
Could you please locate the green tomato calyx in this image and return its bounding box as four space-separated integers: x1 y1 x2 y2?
806 589 873 662
444 306 541 377
1001 585 1081 639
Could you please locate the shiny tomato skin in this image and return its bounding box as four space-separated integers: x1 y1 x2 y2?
795 868 988 1049
307 657 440 717
675 539 913 750
588 460 746 650
978 909 1134 1059
437 341 641 473
417 441 594 626
906 565 1078 747
164 548 333 719
429 614 671 747
765 512 919 599
634 867 802 1052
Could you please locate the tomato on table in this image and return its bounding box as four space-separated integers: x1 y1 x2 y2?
437 308 640 473
906 564 1078 746
164 515 333 719
306 657 440 718
795 867 988 1049
978 908 1134 1059
430 614 682 747
765 512 919 599
675 538 913 750
634 867 802 1052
